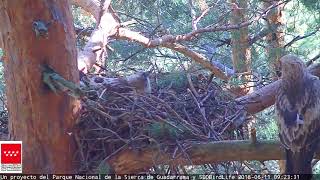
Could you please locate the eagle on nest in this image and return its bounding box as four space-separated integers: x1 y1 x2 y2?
276 54 320 175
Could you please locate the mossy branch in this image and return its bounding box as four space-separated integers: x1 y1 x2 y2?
41 64 83 98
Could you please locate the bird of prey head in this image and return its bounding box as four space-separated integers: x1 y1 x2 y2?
280 55 309 84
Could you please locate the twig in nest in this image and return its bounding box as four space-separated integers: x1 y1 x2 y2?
187 73 199 98
91 119 128 143
99 143 128 166
74 133 87 167
175 140 193 166
200 90 214 104
154 115 184 132
187 89 209 129
81 98 113 120
146 95 205 138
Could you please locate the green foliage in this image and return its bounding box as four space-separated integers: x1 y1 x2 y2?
0 0 317 174
96 162 112 174
284 0 320 60
147 121 192 141
256 108 279 141
228 76 246 87
147 121 179 140
156 71 188 91
106 41 152 72
72 5 95 49
300 0 320 11
72 5 95 28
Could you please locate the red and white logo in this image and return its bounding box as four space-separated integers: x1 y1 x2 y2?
0 141 22 173
1 143 21 164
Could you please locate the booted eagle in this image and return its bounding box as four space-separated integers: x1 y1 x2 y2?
276 54 320 175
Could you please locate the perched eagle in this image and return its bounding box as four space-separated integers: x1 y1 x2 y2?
276 54 320 175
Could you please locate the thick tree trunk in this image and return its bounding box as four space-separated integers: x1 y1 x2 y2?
228 0 255 138
229 0 251 73
263 0 285 77
229 0 252 97
0 0 80 173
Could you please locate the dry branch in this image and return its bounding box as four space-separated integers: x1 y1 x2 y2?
71 0 100 20
71 1 320 115
108 140 320 173
284 26 320 48
115 29 229 80
14 62 320 174
307 53 320 66
71 0 117 73
164 43 229 80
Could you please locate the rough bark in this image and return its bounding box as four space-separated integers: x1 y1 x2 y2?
229 0 252 97
71 1 284 80
230 0 251 73
263 0 285 77
0 0 80 173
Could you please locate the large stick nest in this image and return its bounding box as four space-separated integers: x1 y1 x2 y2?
75 72 247 173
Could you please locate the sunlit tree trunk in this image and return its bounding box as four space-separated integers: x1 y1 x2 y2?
229 0 252 97
0 0 80 173
229 0 256 141
263 0 285 78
